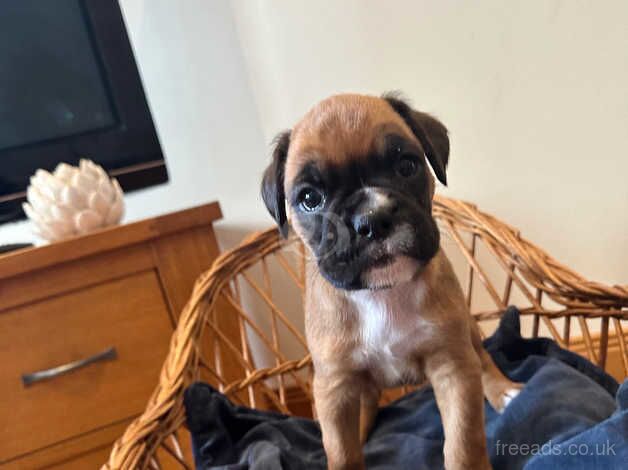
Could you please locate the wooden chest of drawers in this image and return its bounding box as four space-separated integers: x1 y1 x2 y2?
0 203 223 469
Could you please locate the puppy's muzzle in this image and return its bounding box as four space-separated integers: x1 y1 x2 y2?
351 188 399 241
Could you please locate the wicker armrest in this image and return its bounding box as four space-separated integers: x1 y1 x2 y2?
433 195 628 315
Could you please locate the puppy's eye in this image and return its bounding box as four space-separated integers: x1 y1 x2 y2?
297 187 324 212
396 155 418 177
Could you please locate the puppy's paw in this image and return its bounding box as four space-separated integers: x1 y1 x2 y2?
495 383 523 413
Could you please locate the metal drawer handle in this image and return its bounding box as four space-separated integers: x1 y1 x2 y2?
22 347 118 387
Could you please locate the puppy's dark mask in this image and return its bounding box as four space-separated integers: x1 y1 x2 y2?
292 135 442 288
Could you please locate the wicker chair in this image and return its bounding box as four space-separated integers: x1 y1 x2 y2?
104 195 628 469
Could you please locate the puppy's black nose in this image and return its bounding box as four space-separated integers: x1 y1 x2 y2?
352 210 394 240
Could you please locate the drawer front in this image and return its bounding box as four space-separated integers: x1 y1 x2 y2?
46 445 112 470
0 270 173 462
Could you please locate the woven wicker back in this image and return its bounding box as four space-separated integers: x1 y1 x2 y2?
104 195 627 470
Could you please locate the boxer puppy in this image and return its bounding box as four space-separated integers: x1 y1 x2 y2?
261 93 521 470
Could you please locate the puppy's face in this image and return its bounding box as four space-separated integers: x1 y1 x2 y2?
262 94 449 290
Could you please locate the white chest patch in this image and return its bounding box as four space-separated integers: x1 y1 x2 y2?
349 283 432 386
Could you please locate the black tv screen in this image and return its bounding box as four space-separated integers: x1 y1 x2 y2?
0 0 167 224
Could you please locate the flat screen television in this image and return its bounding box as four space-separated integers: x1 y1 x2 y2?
0 0 167 224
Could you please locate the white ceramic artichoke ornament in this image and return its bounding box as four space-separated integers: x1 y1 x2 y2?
23 159 124 242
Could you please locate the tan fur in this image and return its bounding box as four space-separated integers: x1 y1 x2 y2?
285 94 521 470
284 95 415 186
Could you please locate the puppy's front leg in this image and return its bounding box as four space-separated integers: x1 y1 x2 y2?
426 350 491 470
314 373 364 470
359 386 380 445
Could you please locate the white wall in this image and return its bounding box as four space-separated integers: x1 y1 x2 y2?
0 0 269 250
231 0 628 285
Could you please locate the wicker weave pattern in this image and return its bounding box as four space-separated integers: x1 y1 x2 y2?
104 195 627 469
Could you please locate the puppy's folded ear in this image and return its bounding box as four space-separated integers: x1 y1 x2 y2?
261 131 291 237
383 94 450 186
